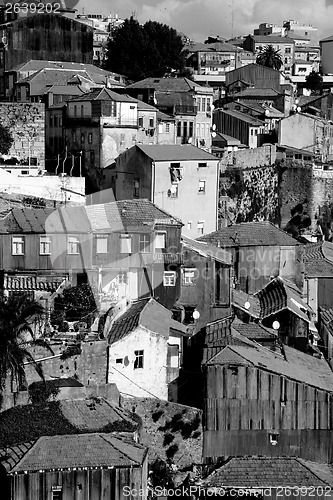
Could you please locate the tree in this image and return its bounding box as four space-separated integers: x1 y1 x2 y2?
0 294 52 396
51 283 97 329
104 17 189 81
256 45 283 70
0 124 13 155
305 70 323 94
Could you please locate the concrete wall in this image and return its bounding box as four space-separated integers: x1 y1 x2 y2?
321 40 333 75
219 144 277 171
108 326 169 400
0 170 85 203
0 102 45 167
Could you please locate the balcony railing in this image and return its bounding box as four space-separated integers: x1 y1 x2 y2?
153 252 184 264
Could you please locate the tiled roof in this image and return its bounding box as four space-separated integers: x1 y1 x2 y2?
213 132 242 145
4 274 67 292
0 442 35 473
155 91 196 109
182 235 232 265
206 343 333 392
127 77 197 91
108 299 149 344
303 242 333 278
198 221 298 247
186 41 243 53
11 433 147 472
68 87 136 103
216 108 265 126
232 321 278 340
253 35 296 44
44 85 86 96
320 35 333 43
234 87 282 97
232 288 261 318
156 110 175 121
320 307 333 326
203 457 333 488
135 144 218 161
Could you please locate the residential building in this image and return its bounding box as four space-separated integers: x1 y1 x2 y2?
198 221 303 293
62 88 139 191
242 35 295 75
185 41 244 76
254 23 285 36
105 297 188 400
109 144 220 238
320 35 333 75
156 111 176 145
227 100 284 136
136 100 158 145
211 132 247 157
283 19 319 46
213 108 266 148
0 200 183 312
178 235 232 332
278 112 333 162
0 14 94 99
203 338 333 463
1 433 148 500
121 78 214 150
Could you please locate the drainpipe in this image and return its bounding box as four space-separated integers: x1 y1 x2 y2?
151 160 155 203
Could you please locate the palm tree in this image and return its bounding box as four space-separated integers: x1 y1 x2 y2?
256 45 283 71
0 293 53 396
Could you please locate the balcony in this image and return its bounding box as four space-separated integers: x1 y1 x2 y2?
174 105 197 116
153 252 183 264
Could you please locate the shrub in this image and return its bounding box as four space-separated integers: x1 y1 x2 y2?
28 380 60 406
163 432 174 447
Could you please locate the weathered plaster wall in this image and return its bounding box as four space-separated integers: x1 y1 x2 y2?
219 144 277 171
0 103 45 167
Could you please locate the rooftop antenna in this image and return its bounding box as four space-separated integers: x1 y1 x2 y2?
230 0 234 39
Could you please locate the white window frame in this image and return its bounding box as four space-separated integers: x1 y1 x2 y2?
155 231 166 250
139 234 150 253
197 221 204 235
163 271 176 287
198 180 206 193
96 235 108 254
67 236 80 255
182 268 195 285
134 349 144 369
12 236 24 255
120 234 132 254
39 235 51 255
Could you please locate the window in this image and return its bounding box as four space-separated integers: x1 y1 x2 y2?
118 271 128 284
12 236 24 255
198 162 207 168
170 163 183 183
59 116 62 126
74 105 77 117
215 261 230 306
139 234 150 253
197 97 201 112
155 232 166 249
134 350 144 369
120 234 132 253
189 121 193 138
133 178 140 198
116 358 123 364
54 115 58 127
81 133 85 144
183 121 188 138
197 221 204 235
49 115 53 127
120 133 125 146
96 235 108 254
81 105 84 117
187 221 192 231
40 236 51 255
168 184 178 198
182 268 195 285
177 121 182 137
198 180 206 193
285 47 291 54
90 150 95 165
163 271 176 286
202 97 206 112
166 123 170 133
207 99 211 112
52 491 62 500
149 117 154 128
88 133 92 144
17 87 21 100
68 236 80 254
138 117 143 127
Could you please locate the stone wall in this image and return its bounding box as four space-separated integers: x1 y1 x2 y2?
220 144 277 171
0 103 45 167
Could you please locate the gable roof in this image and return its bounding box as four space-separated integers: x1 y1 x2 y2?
0 398 139 449
135 144 218 161
127 77 197 91
231 321 277 340
9 433 147 473
203 457 333 488
68 87 136 103
198 221 298 247
216 108 265 126
252 35 295 44
233 87 283 98
206 342 333 392
320 35 333 43
108 299 150 344
182 235 232 265
303 242 333 278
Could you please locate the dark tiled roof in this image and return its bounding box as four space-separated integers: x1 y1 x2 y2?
11 433 147 472
232 289 261 318
135 144 217 161
253 35 296 44
234 87 282 97
157 110 175 121
127 77 196 91
303 242 333 278
108 299 149 344
232 322 277 340
156 91 196 108
69 88 136 103
203 457 332 488
320 307 333 326
198 221 298 247
4 274 67 292
206 343 333 392
0 442 35 472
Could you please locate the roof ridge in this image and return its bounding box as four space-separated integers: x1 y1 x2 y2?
99 434 141 465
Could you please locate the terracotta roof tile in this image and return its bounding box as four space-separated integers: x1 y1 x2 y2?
203 457 332 488
4 274 67 292
10 433 147 472
135 144 217 161
232 322 277 340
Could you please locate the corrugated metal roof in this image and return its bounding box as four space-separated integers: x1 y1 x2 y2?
303 242 333 278
182 235 232 265
135 144 218 161
217 108 265 125
203 457 333 488
199 221 298 247
207 343 333 392
10 433 146 472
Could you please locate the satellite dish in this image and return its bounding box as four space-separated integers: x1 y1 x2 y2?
272 320 280 330
212 124 217 131
244 301 251 310
211 132 217 138
265 109 269 116
211 104 215 111
297 106 301 112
